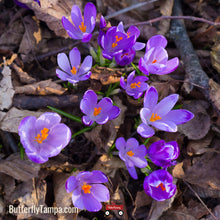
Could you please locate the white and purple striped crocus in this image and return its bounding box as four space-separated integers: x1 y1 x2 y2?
62 2 96 42
116 137 148 179
147 140 180 167
120 71 149 99
80 90 120 126
56 47 92 84
18 113 71 163
139 35 179 75
115 22 145 66
137 86 194 138
143 169 176 201
66 170 110 212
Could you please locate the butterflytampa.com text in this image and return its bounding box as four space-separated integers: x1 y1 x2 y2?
8 205 78 215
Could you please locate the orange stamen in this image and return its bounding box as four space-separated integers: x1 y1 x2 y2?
152 59 157 64
93 107 102 116
112 35 123 48
130 81 141 89
127 32 131 38
121 53 129 59
156 183 166 191
82 183 91 194
79 21 86 33
149 113 161 122
71 66 77 75
112 42 118 48
127 150 134 157
34 128 49 144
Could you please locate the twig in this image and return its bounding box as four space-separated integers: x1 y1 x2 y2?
169 0 210 98
124 15 220 28
183 180 218 220
104 0 159 20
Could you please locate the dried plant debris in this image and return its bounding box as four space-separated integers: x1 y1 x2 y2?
209 79 220 111
15 79 67 95
178 100 211 140
16 0 82 37
0 107 43 133
0 64 15 110
0 153 40 181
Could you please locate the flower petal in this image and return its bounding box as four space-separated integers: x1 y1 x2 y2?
78 55 92 75
72 187 84 210
26 152 48 163
153 94 179 117
120 76 126 89
126 138 139 149
66 176 78 193
56 69 72 81
130 156 148 168
62 17 82 39
146 35 167 51
127 25 140 38
86 170 108 184
82 33 92 42
162 109 194 125
115 137 126 151
71 5 83 28
138 57 149 75
82 116 93 126
140 108 152 125
151 120 177 132
84 2 96 33
35 112 61 131
127 71 135 84
69 47 81 70
97 97 113 112
108 106 120 120
91 184 109 202
137 123 155 138
57 52 71 73
133 42 145 51
126 165 138 179
80 90 97 114
156 57 179 75
82 193 102 212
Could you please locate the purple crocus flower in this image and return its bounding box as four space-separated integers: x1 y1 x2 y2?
137 86 194 138
18 112 71 163
100 15 106 29
62 3 96 42
101 26 135 60
66 170 109 212
139 35 179 75
56 47 92 84
80 90 120 126
115 137 148 179
14 0 41 8
147 140 179 167
120 71 149 99
115 22 145 66
143 169 176 201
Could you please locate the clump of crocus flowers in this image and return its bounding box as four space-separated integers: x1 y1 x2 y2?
17 1 195 212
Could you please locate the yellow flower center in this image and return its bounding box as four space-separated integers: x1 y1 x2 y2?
152 59 157 64
127 150 134 157
130 81 141 89
79 21 86 33
149 113 161 122
71 66 77 75
34 128 49 144
156 182 166 191
112 35 123 48
93 107 102 116
82 183 92 194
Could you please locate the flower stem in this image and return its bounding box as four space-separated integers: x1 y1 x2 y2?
47 106 82 124
143 138 150 146
72 126 93 138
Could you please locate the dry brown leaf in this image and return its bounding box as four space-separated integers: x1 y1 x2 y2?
172 162 185 179
211 32 220 73
206 205 220 220
16 0 82 37
0 64 15 110
0 107 43 133
187 132 214 156
184 138 220 195
209 78 220 110
90 66 123 85
53 173 78 220
92 154 126 178
148 194 176 220
158 0 174 35
187 199 209 219
178 100 211 140
0 153 40 181
160 204 196 220
15 79 67 95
